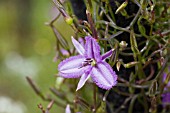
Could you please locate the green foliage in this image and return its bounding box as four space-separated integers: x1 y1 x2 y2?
48 0 170 112
1 0 170 113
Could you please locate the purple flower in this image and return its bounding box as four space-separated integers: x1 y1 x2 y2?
162 67 170 106
65 105 71 113
65 104 81 113
60 48 70 56
58 36 117 91
162 93 170 106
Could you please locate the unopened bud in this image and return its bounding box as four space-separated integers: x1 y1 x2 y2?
119 41 128 48
138 23 146 36
149 80 158 97
55 77 64 89
65 17 73 25
124 61 139 68
116 61 121 71
115 1 128 14
140 0 148 9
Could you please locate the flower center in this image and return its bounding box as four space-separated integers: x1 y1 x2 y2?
79 58 96 68
91 59 96 66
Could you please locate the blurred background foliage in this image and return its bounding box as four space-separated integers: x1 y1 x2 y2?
0 0 73 112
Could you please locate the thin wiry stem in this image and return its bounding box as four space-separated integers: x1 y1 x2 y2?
26 76 65 108
50 87 73 104
117 83 149 89
129 7 141 28
154 54 170 81
114 96 133 113
75 96 91 110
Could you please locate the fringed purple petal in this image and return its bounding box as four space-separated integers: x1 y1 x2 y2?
91 61 117 90
101 49 114 60
58 55 85 78
85 36 101 62
76 72 91 91
71 36 85 55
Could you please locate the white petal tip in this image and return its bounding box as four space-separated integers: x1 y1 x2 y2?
71 36 75 41
76 85 82 91
71 36 74 39
76 88 79 91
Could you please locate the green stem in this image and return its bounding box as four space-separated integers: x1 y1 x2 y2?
93 84 97 113
128 95 138 113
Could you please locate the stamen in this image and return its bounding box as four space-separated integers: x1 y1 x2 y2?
78 58 96 69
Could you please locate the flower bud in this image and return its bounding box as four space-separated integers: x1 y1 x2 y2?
119 41 128 48
140 0 148 9
138 22 146 36
116 61 121 71
149 80 158 97
124 61 139 68
115 1 128 14
65 17 73 25
55 77 64 89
